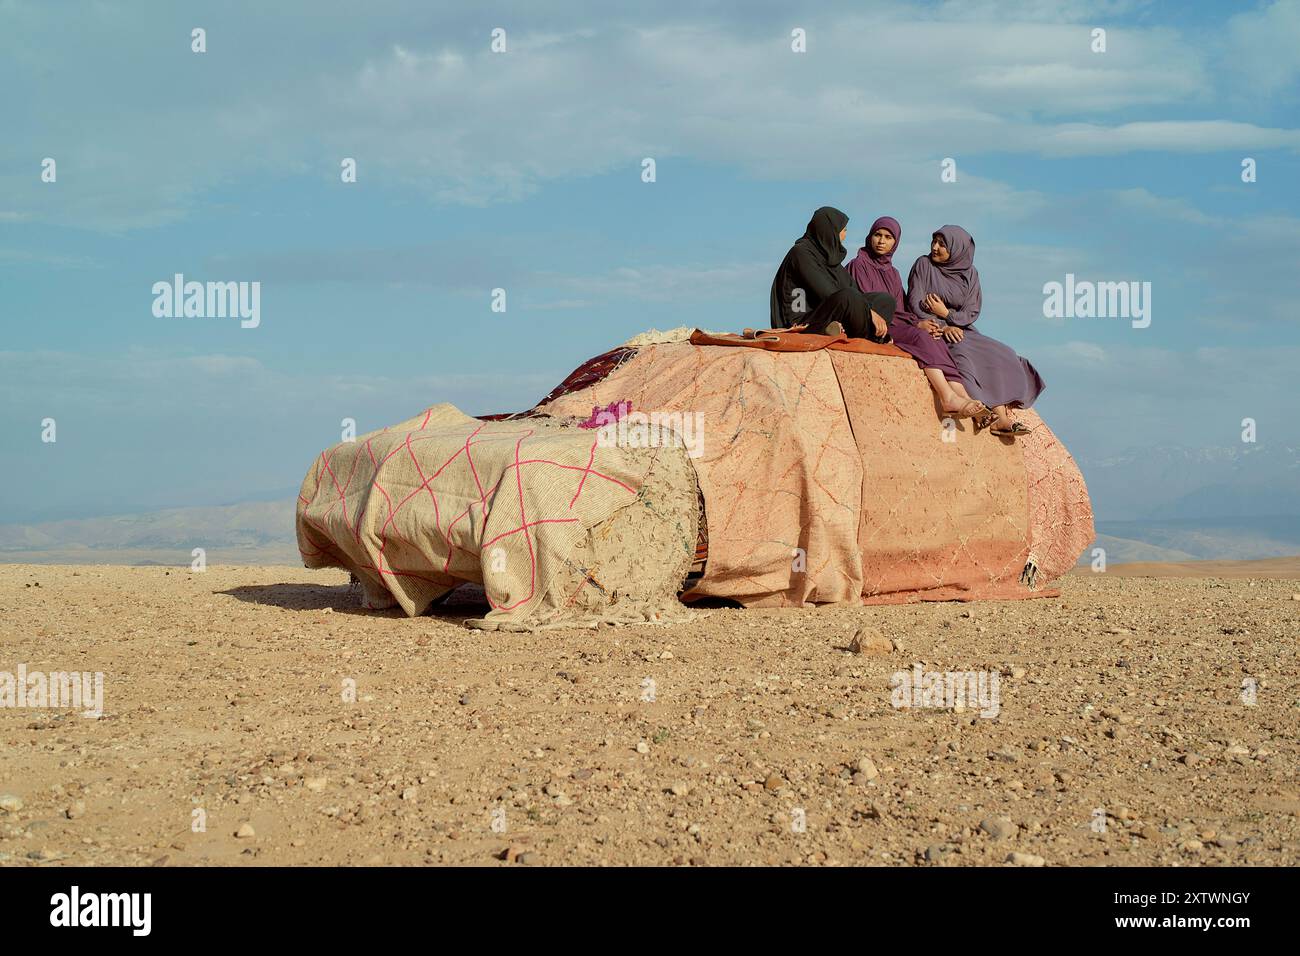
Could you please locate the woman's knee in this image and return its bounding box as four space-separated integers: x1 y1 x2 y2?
865 292 896 318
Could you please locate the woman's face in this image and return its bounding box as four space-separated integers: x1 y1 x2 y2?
840 226 848 243
930 234 950 263
870 229 897 256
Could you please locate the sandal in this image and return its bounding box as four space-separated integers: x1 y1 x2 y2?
823 320 846 338
990 421 1033 437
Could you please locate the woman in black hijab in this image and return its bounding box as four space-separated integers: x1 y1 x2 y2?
770 206 893 341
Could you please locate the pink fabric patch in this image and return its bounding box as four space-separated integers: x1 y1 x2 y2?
577 399 632 429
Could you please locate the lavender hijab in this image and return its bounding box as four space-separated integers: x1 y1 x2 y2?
905 225 981 326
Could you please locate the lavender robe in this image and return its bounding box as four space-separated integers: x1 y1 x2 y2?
905 225 1045 409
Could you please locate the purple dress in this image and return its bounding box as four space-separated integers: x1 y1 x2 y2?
905 225 1045 409
845 216 964 383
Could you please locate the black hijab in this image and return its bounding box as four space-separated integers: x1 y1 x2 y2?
770 206 854 328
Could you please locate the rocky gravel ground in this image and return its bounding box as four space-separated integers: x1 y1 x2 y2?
1 565 1296 867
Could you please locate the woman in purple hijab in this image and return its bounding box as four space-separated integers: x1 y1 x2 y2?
906 225 1045 437
846 216 990 421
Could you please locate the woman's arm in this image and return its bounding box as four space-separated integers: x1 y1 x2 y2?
906 266 946 335
905 261 929 319
944 272 982 328
791 246 843 302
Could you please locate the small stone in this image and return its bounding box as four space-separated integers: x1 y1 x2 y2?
925 844 946 862
235 823 255 839
1009 666 1027 679
848 628 893 656
1138 825 1161 841
636 740 650 754
304 776 328 792
458 693 472 706
517 851 540 865
401 787 418 801
498 845 525 862
670 781 690 797
0 794 23 814
763 774 783 792
855 757 879 781
65 801 86 820
1006 852 1045 867
980 817 1015 840
1181 840 1204 852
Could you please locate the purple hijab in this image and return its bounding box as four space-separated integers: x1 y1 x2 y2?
845 216 919 324
905 225 981 327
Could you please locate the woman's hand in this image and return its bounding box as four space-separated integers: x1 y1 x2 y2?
916 318 941 334
871 312 888 339
923 293 950 319
942 326 964 343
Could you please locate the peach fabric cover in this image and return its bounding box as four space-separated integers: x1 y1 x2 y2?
538 340 1093 606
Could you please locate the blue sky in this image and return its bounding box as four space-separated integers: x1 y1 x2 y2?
2 0 1298 523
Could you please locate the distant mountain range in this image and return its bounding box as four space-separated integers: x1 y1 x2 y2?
1079 443 1299 521
0 500 300 566
1093 516 1300 564
1075 442 1300 564
1 442 1296 566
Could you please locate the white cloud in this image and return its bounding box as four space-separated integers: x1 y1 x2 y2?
0 5 1275 230
0 348 557 417
1038 121 1300 157
1040 340 1109 365
1108 188 1217 225
1223 0 1300 94
541 263 771 303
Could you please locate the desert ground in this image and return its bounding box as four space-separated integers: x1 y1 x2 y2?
1 560 1297 867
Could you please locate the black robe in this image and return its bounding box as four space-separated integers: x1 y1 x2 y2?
769 206 893 341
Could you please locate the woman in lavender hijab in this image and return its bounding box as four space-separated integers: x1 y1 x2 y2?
846 216 991 422
906 225 1044 437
